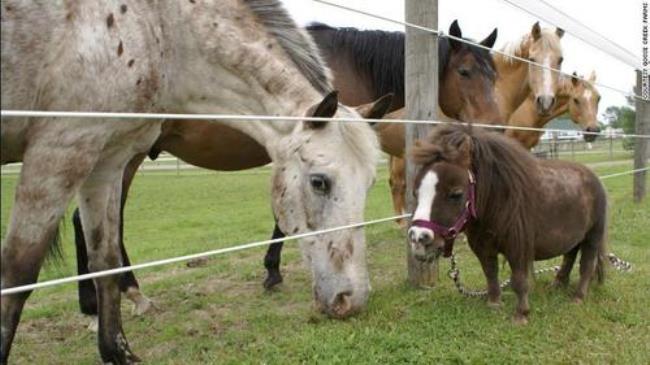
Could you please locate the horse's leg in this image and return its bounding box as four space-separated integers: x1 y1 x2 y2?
476 251 501 308
117 153 154 316
389 156 407 229
573 242 599 304
74 208 100 318
508 260 531 325
1 143 95 362
263 223 285 289
552 245 580 288
78 171 138 363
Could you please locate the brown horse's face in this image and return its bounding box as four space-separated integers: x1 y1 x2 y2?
569 72 601 142
407 141 472 261
440 21 501 124
526 23 565 116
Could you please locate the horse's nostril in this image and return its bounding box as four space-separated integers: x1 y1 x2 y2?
331 291 353 316
417 232 431 245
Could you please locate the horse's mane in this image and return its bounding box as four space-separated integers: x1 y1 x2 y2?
414 125 540 263
307 22 405 102
243 2 377 170
307 23 497 101
244 0 332 95
499 29 562 65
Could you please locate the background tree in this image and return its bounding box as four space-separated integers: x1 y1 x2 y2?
603 93 636 150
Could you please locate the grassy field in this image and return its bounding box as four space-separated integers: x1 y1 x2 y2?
1 161 649 364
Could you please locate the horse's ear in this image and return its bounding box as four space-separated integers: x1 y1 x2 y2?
571 71 579 87
588 70 597 83
480 28 498 49
531 21 542 40
449 20 463 51
306 91 338 129
355 93 394 123
556 27 565 38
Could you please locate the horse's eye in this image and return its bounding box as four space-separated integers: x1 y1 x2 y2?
573 98 580 105
530 57 537 63
448 191 464 201
310 174 331 195
457 68 471 78
597 95 601 103
558 57 564 65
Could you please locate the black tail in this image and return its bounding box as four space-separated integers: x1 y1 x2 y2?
45 218 64 264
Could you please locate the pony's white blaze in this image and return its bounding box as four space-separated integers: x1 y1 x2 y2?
408 170 438 255
413 171 439 221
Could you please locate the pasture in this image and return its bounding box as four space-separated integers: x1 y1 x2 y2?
1 160 648 364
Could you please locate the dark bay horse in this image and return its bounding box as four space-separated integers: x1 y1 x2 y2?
408 125 608 324
72 20 501 319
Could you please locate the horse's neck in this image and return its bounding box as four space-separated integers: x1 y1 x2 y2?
160 1 325 147
495 58 530 121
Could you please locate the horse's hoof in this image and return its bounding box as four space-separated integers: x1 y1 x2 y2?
87 316 99 332
103 333 141 364
487 300 502 310
132 297 156 316
125 288 157 316
186 257 209 268
572 296 584 305
512 315 529 325
263 272 283 290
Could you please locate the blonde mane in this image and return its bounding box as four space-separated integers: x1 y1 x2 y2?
498 28 562 65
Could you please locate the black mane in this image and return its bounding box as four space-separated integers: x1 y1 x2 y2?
307 22 496 104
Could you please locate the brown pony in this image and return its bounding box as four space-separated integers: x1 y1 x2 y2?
408 125 608 324
507 71 601 148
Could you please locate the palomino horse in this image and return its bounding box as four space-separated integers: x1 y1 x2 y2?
387 22 566 223
408 125 608 324
507 71 601 148
71 19 502 315
1 1 385 362
495 22 565 120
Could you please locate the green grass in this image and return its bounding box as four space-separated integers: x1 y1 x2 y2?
1 162 649 364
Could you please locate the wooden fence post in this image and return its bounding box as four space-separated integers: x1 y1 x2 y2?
405 0 438 287
634 70 649 202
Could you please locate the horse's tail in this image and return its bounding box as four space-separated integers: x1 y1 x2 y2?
45 217 65 264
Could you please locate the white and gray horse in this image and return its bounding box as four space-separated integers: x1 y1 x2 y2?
0 0 388 362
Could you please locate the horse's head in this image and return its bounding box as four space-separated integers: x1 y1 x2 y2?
523 22 565 116
568 71 601 142
269 91 390 318
440 20 501 124
406 127 474 261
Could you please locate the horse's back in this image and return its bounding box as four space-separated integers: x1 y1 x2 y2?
533 159 606 259
1 1 165 161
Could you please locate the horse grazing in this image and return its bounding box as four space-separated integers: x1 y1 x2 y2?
495 22 565 120
407 125 608 324
1 1 383 362
507 71 601 148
